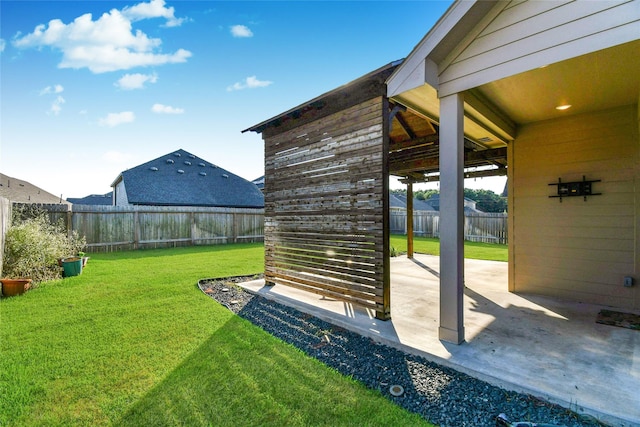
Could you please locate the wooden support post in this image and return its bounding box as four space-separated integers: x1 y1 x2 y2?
133 209 140 250
378 96 391 320
438 93 465 344
190 212 196 246
66 206 72 239
407 182 414 259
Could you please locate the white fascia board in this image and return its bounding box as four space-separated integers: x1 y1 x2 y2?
110 174 123 188
387 0 477 97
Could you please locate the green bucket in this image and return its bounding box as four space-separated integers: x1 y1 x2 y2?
62 257 83 277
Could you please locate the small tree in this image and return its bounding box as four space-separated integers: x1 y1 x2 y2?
2 208 86 284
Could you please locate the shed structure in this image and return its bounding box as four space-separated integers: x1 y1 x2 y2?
244 60 507 321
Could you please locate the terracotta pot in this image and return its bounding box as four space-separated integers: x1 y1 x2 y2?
1 278 32 297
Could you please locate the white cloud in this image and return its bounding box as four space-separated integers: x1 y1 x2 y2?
0 39 5 53
230 25 253 38
48 95 65 115
12 1 191 73
151 103 184 114
40 84 64 95
115 72 158 90
227 76 272 92
99 111 135 127
103 150 133 163
122 0 186 27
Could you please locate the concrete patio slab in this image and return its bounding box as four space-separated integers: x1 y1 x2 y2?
240 254 640 426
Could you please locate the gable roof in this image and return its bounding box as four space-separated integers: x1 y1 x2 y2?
252 176 264 190
114 149 264 208
0 173 70 205
67 192 113 205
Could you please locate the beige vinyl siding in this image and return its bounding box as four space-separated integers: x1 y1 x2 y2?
439 0 640 96
512 105 639 309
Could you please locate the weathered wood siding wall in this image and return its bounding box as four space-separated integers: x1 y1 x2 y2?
390 209 507 244
12 204 264 252
439 0 640 97
512 105 639 310
263 96 390 318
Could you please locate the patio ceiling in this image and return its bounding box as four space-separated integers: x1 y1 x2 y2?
388 104 508 183
476 40 640 125
388 40 640 184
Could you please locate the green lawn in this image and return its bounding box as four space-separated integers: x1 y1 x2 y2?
390 234 508 262
1 244 431 426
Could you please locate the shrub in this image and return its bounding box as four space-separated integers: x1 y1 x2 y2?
2 208 86 284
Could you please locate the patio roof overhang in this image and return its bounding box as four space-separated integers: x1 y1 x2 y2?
387 1 640 150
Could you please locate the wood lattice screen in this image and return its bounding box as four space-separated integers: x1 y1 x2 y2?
263 96 390 319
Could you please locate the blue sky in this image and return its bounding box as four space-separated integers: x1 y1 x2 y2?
1 0 504 199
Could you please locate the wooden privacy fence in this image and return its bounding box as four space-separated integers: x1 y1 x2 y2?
14 203 264 252
390 209 508 244
0 197 12 277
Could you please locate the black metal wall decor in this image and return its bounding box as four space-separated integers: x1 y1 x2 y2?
549 176 601 202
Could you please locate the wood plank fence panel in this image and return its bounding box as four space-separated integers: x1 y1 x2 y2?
12 203 264 252
390 210 507 243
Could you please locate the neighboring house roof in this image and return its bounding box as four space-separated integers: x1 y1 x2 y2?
112 149 264 208
252 176 264 190
67 192 113 205
426 194 483 213
389 193 436 211
0 173 70 205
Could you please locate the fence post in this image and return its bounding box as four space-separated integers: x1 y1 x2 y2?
67 205 73 239
134 209 140 250
190 212 196 246
233 211 238 244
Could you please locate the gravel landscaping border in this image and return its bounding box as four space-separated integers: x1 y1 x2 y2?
199 275 606 427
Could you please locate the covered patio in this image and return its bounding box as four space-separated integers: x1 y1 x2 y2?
240 254 640 426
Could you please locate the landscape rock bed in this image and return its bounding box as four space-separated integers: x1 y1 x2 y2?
199 275 605 427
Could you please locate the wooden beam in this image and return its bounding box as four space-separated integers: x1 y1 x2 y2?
395 112 417 140
390 147 507 175
407 183 414 259
389 134 439 152
397 166 507 184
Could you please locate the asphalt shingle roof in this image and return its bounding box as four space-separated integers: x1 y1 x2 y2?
389 193 436 211
117 149 264 208
67 192 113 205
0 173 70 205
